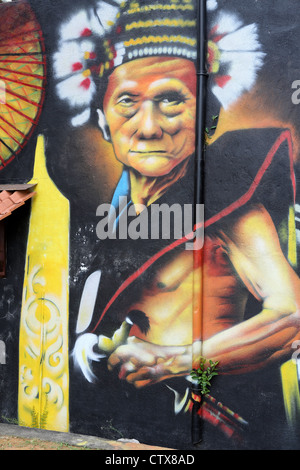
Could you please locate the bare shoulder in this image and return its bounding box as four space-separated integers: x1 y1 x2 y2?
221 204 283 257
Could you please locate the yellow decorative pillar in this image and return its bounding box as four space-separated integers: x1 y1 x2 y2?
280 205 300 432
281 359 300 430
18 135 70 432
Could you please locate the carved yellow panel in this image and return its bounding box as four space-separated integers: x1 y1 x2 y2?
18 135 70 432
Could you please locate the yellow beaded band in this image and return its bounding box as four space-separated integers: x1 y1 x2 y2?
124 34 196 48
125 19 196 31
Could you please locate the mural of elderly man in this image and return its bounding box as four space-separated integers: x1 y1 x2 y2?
51 0 300 448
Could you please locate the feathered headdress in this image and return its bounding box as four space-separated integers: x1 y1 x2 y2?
52 0 265 126
207 8 265 109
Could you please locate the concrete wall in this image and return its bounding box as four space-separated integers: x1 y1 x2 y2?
0 0 300 450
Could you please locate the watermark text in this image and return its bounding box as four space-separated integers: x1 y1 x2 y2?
292 80 300 104
0 340 6 365
0 80 6 105
96 197 204 250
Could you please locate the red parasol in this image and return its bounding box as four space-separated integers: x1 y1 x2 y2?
0 0 46 169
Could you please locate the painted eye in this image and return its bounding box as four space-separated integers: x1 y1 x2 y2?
162 97 181 106
120 98 133 105
115 95 139 117
157 92 187 116
158 92 186 106
117 95 138 106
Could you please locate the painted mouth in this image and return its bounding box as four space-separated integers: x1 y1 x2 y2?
129 150 169 156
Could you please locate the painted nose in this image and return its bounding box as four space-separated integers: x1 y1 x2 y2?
135 101 163 139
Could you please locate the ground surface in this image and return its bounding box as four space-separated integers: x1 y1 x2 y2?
0 423 171 451
0 435 91 450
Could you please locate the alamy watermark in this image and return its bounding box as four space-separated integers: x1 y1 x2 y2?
0 340 6 365
0 80 6 105
292 80 300 104
96 197 204 250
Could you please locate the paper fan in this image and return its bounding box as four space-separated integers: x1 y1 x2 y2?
0 0 46 170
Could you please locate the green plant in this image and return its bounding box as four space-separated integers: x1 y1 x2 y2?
190 357 219 396
30 407 39 428
1 415 19 425
205 115 219 139
40 395 49 430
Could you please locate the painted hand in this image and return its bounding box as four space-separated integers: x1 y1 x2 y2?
107 336 192 388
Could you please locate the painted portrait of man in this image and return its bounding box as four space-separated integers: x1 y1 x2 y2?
0 0 300 451
46 0 300 449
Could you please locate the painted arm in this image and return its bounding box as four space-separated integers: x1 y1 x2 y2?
107 205 300 386
201 204 300 373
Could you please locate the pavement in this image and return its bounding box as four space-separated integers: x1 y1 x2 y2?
0 422 172 451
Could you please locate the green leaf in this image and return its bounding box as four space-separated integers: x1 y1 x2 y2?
190 357 219 395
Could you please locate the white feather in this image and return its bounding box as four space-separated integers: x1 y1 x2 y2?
218 24 262 52
207 0 218 11
73 334 105 383
166 385 190 415
89 12 105 37
59 10 91 42
53 42 84 80
56 73 96 108
95 2 120 32
76 270 101 333
210 10 265 109
213 51 265 109
214 11 243 35
71 108 91 127
54 39 96 78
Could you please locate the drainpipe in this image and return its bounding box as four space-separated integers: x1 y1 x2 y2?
191 0 208 445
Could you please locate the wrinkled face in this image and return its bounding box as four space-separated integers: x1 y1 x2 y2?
102 57 197 177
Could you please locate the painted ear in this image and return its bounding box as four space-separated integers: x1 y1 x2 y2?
96 109 111 142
